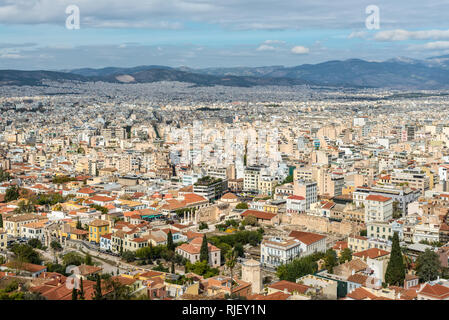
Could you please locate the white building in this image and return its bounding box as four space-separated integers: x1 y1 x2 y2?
364 195 393 223
286 195 306 214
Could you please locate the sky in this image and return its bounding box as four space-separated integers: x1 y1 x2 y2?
1 0 449 69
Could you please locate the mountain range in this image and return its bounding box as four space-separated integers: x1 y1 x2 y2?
2 55 449 89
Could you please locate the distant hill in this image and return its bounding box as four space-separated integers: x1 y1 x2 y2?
0 70 87 86
2 55 449 89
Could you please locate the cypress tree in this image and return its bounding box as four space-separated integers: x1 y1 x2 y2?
93 274 103 300
78 278 85 300
167 230 174 251
0 214 3 228
199 234 209 263
385 232 406 286
72 288 78 300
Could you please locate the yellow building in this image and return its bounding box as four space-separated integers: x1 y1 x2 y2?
342 185 355 196
347 235 369 252
0 229 7 251
88 219 110 243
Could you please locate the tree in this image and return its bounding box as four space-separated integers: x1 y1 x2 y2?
359 229 367 237
323 249 338 273
72 288 78 300
276 252 324 282
78 278 85 300
171 261 175 274
282 175 293 184
199 222 208 230
14 200 35 214
0 214 2 228
416 249 441 283
50 241 62 252
199 234 209 263
4 186 20 202
76 218 82 230
27 238 43 249
225 248 238 295
0 169 11 182
242 216 257 226
385 232 406 286
84 253 93 266
339 248 353 264
167 230 174 252
62 252 84 266
10 244 41 265
92 275 103 300
235 202 249 210
121 251 136 263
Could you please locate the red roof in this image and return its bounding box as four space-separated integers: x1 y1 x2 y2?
288 230 326 245
241 209 277 220
287 195 305 201
366 195 392 202
353 248 390 260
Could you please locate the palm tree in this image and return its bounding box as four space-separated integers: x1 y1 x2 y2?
225 248 238 297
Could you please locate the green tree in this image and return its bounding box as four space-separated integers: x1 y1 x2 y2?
121 251 136 263
416 249 441 283
282 175 293 184
339 248 353 264
10 244 41 265
167 230 174 251
0 169 11 182
50 241 62 252
235 202 249 210
78 278 85 300
225 248 238 295
92 274 103 300
72 288 78 300
84 253 93 266
323 249 338 273
4 185 20 202
76 218 82 230
27 238 43 249
62 252 84 266
14 200 35 214
359 229 367 237
199 234 209 263
0 214 3 228
385 232 406 286
276 252 324 282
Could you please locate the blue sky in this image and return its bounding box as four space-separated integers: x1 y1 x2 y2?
1 0 449 69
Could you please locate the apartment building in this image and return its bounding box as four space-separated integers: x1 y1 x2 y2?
293 180 318 210
364 195 393 223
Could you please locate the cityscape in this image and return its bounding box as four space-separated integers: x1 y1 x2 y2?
1 0 449 306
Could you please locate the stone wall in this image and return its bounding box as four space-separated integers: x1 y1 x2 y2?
281 213 362 236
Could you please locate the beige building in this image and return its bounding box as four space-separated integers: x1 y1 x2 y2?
348 235 369 252
241 259 263 294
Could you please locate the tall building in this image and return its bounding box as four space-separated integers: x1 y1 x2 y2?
241 259 262 294
293 180 317 210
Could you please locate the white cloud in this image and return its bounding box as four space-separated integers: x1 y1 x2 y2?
291 46 309 54
348 31 368 39
408 41 449 51
374 29 449 41
256 44 276 51
263 40 286 44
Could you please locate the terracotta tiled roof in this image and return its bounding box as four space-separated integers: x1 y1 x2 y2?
366 195 392 202
268 280 310 294
288 230 326 245
353 248 390 260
